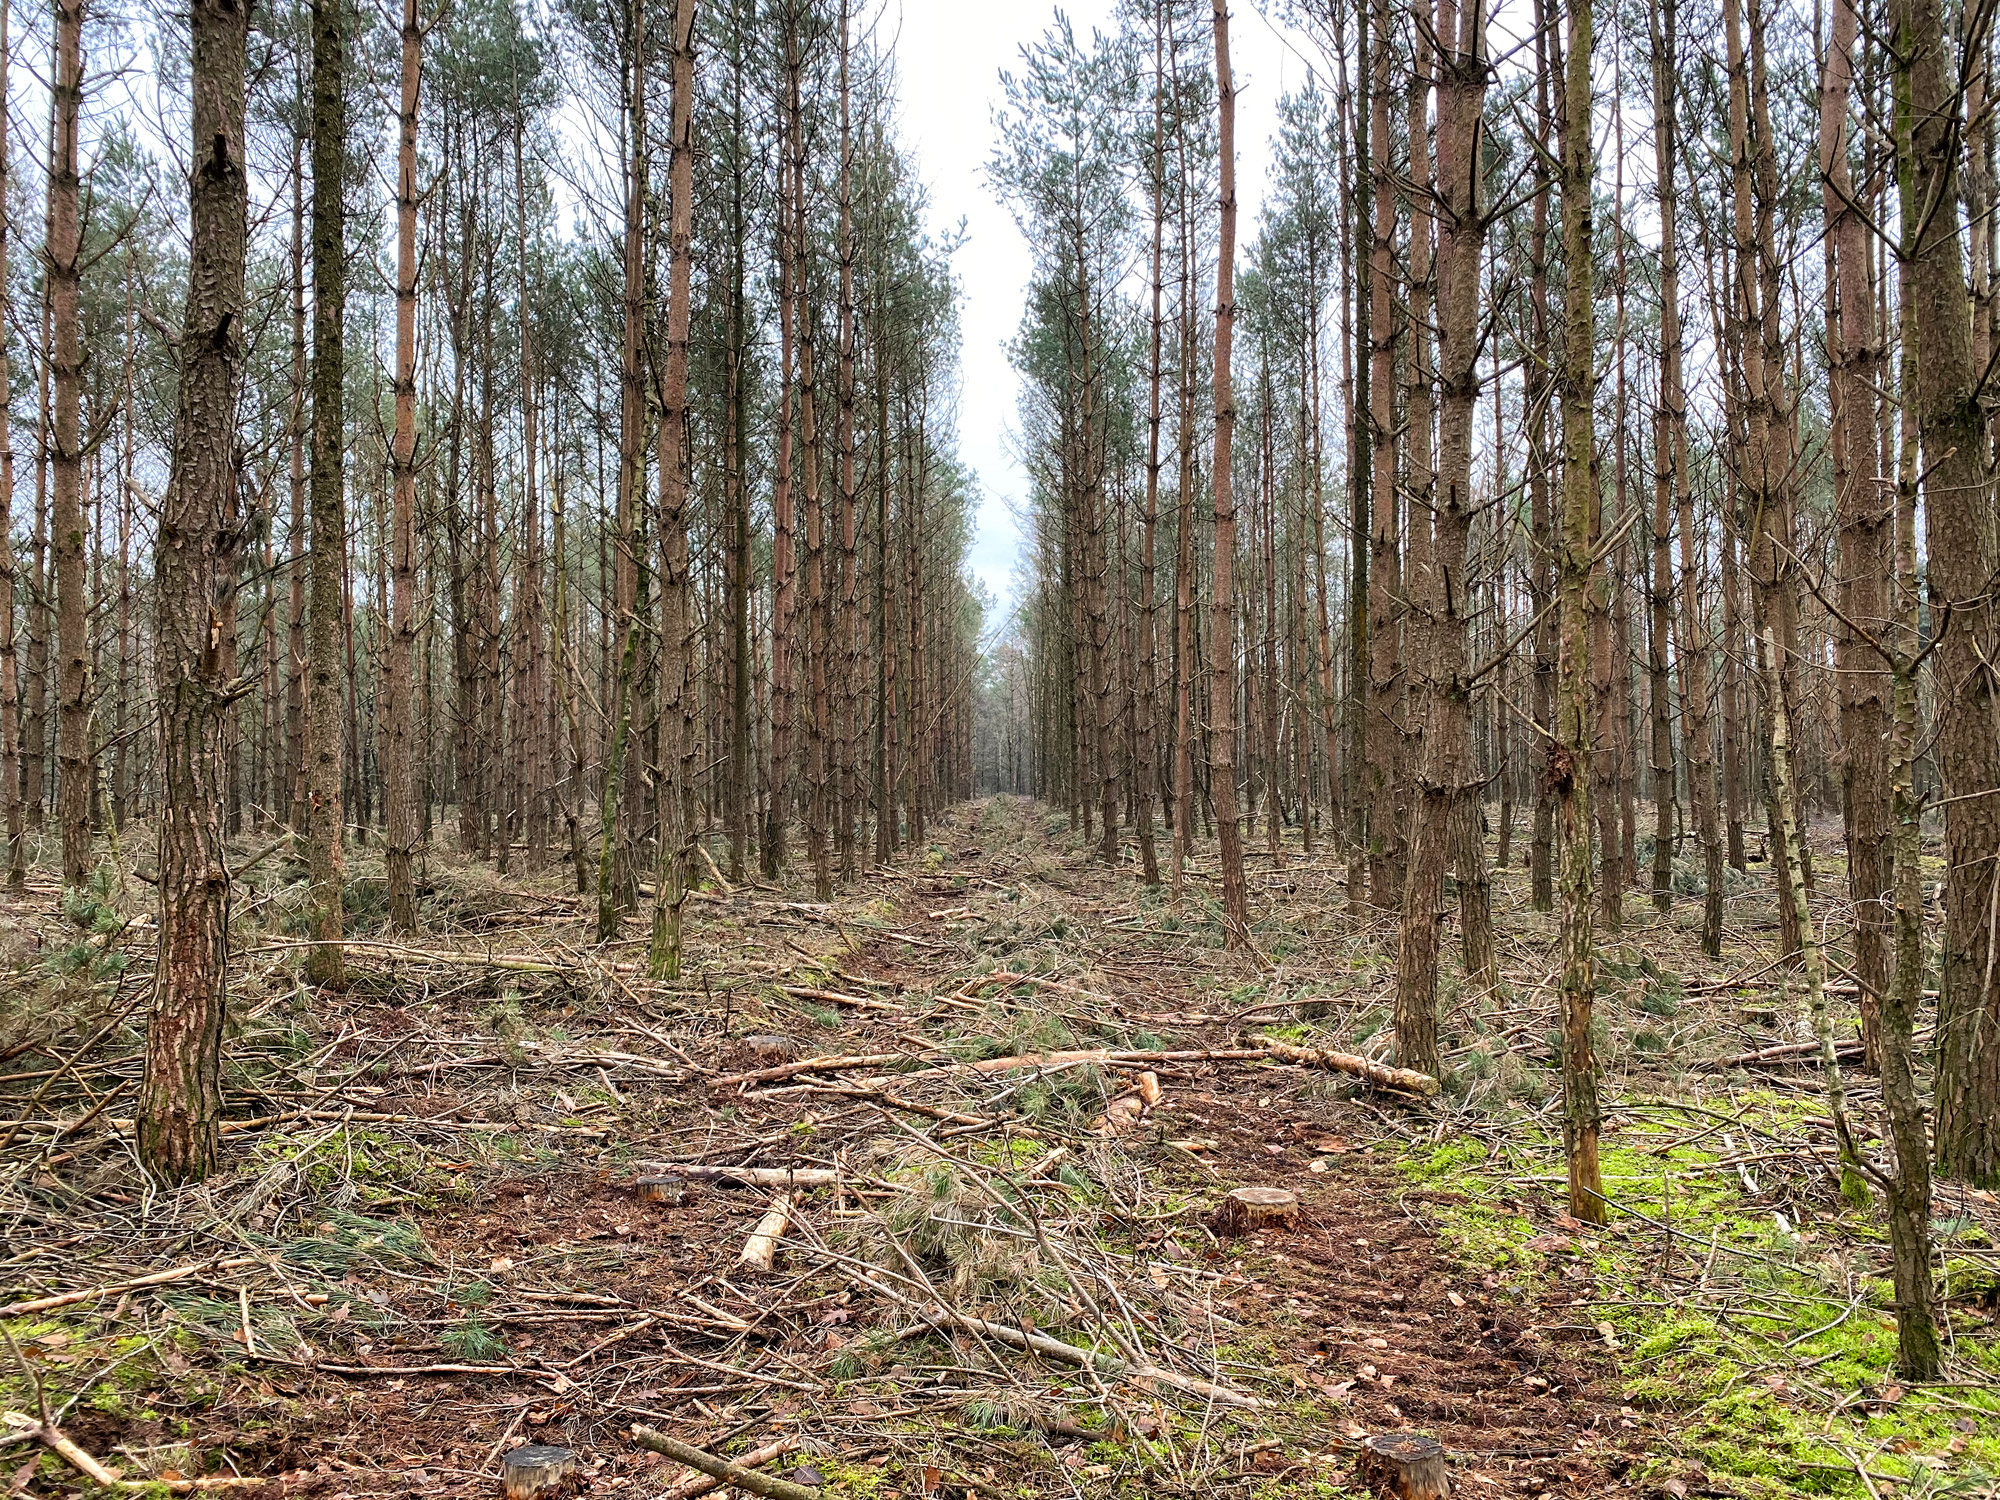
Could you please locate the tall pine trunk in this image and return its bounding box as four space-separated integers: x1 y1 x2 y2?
304 0 349 985
142 0 249 1182
383 0 422 936
1899 0 2000 1185
1555 0 1604 1225
1208 0 1247 946
49 0 88 891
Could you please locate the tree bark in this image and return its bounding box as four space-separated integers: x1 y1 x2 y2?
304 0 349 986
48 0 88 891
1821 0 1889 1067
1555 0 1604 1225
0 0 19 894
382 0 422 936
141 0 249 1183
1208 0 1248 946
648 0 697 980
1898 0 2000 1186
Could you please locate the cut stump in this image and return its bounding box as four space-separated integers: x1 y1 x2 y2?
1214 1186 1298 1236
739 1035 799 1066
1358 1432 1448 1500
501 1444 577 1500
635 1174 686 1205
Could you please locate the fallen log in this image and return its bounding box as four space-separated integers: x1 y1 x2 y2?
1255 1038 1442 1096
721 1040 1439 1097
738 1194 792 1272
630 1428 821 1500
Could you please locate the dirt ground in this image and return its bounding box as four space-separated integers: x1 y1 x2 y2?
2 797 1993 1500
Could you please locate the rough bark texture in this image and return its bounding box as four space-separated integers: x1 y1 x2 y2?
304 0 348 986
141 0 249 1184
383 0 422 937
1822 0 1889 1068
49 0 88 891
1208 0 1248 946
648 0 697 980
1555 0 1604 1225
1396 0 1487 1067
1899 0 2000 1186
1364 0 1401 911
0 0 18 894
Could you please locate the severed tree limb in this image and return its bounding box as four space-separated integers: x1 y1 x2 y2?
650 1165 842 1189
853 1272 1262 1409
716 1041 1439 1096
631 1428 821 1500
738 1193 792 1271
3 1412 266 1491
711 1052 910 1088
1254 1038 1441 1096
663 1438 795 1500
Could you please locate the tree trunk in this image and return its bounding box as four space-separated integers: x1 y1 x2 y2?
49 0 88 891
141 0 248 1183
304 0 349 986
1652 0 1720 957
1364 0 1402 911
0 0 19 894
1895 0 2000 1185
596 0 646 942
383 0 422 937
1821 0 1888 1068
1555 0 1605 1225
1396 0 1482 1072
1208 0 1247 946
648 0 697 981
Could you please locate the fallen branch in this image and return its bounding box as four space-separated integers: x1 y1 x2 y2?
739 1193 792 1271
631 1428 821 1500
2 1413 266 1492
1254 1038 1441 1096
855 1272 1261 1408
711 1052 911 1088
719 1039 1438 1096
779 985 901 1014
663 1438 795 1500
0 1259 259 1319
650 1165 842 1189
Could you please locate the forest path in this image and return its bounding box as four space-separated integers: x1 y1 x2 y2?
1 800 1655 1500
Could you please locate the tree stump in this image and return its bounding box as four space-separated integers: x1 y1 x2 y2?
500 1444 577 1500
1214 1186 1298 1236
1357 1432 1448 1500
635 1174 686 1206
739 1035 798 1066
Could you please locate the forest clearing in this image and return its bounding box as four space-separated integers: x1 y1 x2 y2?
4 0 2000 1487
2 798 1997 1500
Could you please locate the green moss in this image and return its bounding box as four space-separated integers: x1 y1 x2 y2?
1385 1098 2000 1500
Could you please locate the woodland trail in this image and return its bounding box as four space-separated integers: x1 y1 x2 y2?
2 798 1995 1498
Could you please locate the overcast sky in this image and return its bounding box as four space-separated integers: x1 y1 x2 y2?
889 0 1326 618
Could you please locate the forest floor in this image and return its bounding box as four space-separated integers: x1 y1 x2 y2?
2 796 1998 1500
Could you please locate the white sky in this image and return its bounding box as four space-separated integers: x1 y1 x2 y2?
890 0 1324 616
